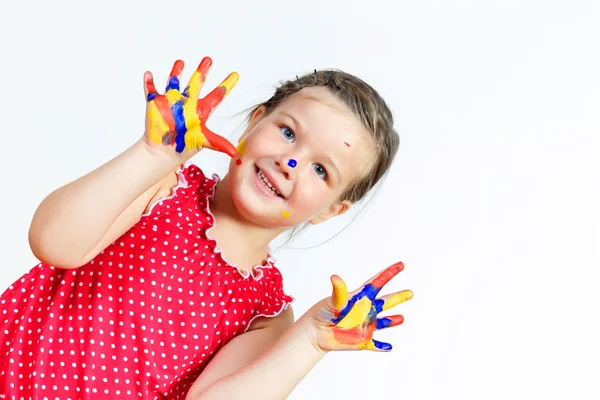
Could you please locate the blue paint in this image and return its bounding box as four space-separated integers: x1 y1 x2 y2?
166 76 180 91
376 317 392 330
374 299 385 313
288 159 297 168
147 92 158 102
171 100 187 153
372 339 392 351
331 283 381 324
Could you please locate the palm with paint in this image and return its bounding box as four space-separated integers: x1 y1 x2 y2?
143 57 239 160
304 262 413 352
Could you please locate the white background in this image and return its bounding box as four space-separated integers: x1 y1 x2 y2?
1 1 599 399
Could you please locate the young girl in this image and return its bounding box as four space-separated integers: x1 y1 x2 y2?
0 57 413 399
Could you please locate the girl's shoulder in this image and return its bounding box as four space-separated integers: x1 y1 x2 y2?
140 161 218 220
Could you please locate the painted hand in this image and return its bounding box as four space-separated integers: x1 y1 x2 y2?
308 261 413 352
143 58 238 157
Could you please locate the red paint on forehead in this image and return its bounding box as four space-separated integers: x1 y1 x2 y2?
344 142 351 147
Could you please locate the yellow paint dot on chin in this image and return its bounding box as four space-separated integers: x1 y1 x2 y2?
281 211 290 218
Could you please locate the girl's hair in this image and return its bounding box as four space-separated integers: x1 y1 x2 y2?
247 69 399 204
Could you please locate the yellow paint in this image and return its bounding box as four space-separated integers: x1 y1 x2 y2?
185 69 206 100
147 102 170 144
336 297 372 329
184 125 205 151
183 98 204 151
382 290 413 312
281 211 290 218
165 88 183 104
220 72 239 96
331 276 348 309
236 139 247 156
361 340 376 350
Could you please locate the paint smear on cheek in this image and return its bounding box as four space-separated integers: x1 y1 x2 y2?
236 159 242 165
236 139 247 156
344 142 351 147
281 211 290 218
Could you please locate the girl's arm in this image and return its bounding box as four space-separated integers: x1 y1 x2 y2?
29 139 181 269
29 58 239 269
187 262 413 400
186 308 326 400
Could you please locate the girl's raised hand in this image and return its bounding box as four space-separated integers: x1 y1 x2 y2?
143 57 239 160
305 261 413 352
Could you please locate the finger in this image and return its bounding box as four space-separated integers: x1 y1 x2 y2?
379 290 413 312
352 261 405 302
370 261 404 290
200 71 239 117
357 261 405 292
331 275 349 310
172 100 188 153
144 71 159 101
200 123 237 157
165 59 185 92
184 57 212 99
375 314 404 330
369 339 393 352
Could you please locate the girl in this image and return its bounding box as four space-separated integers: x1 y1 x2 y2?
0 57 413 399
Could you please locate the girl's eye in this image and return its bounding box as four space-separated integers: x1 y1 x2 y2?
280 126 295 142
313 164 327 180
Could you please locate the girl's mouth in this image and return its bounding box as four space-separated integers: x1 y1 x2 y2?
255 166 284 198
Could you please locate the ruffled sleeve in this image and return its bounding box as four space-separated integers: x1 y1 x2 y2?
255 262 295 318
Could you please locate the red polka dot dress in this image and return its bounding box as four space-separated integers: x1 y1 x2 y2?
0 162 294 399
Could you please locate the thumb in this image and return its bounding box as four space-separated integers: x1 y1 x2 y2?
330 275 348 310
200 123 237 157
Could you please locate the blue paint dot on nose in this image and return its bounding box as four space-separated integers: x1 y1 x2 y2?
288 159 297 168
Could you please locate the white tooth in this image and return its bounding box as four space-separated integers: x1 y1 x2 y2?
258 169 280 196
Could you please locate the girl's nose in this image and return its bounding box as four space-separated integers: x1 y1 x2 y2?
275 156 301 180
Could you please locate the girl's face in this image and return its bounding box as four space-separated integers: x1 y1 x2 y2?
227 87 375 228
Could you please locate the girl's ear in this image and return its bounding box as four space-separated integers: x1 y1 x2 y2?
239 106 267 143
309 200 352 225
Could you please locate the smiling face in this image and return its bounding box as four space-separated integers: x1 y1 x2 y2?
227 87 376 228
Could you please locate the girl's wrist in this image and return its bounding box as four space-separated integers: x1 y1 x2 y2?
297 311 330 356
136 137 189 169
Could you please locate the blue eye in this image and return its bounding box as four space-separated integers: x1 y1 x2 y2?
280 126 295 142
313 164 327 180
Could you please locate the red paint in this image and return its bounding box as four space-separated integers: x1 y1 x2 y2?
197 57 212 79
170 60 185 78
344 142 351 147
201 122 237 157
145 76 158 96
153 95 176 135
371 262 404 289
236 159 242 165
386 315 405 328
202 85 228 111
332 323 376 346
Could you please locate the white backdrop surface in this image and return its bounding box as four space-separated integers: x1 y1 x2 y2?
0 1 599 399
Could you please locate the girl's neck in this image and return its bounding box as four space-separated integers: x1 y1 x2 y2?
209 174 285 271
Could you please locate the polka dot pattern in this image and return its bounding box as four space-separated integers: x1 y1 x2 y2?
0 163 294 399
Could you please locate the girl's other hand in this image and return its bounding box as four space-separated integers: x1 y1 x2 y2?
143 58 239 161
303 261 413 353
